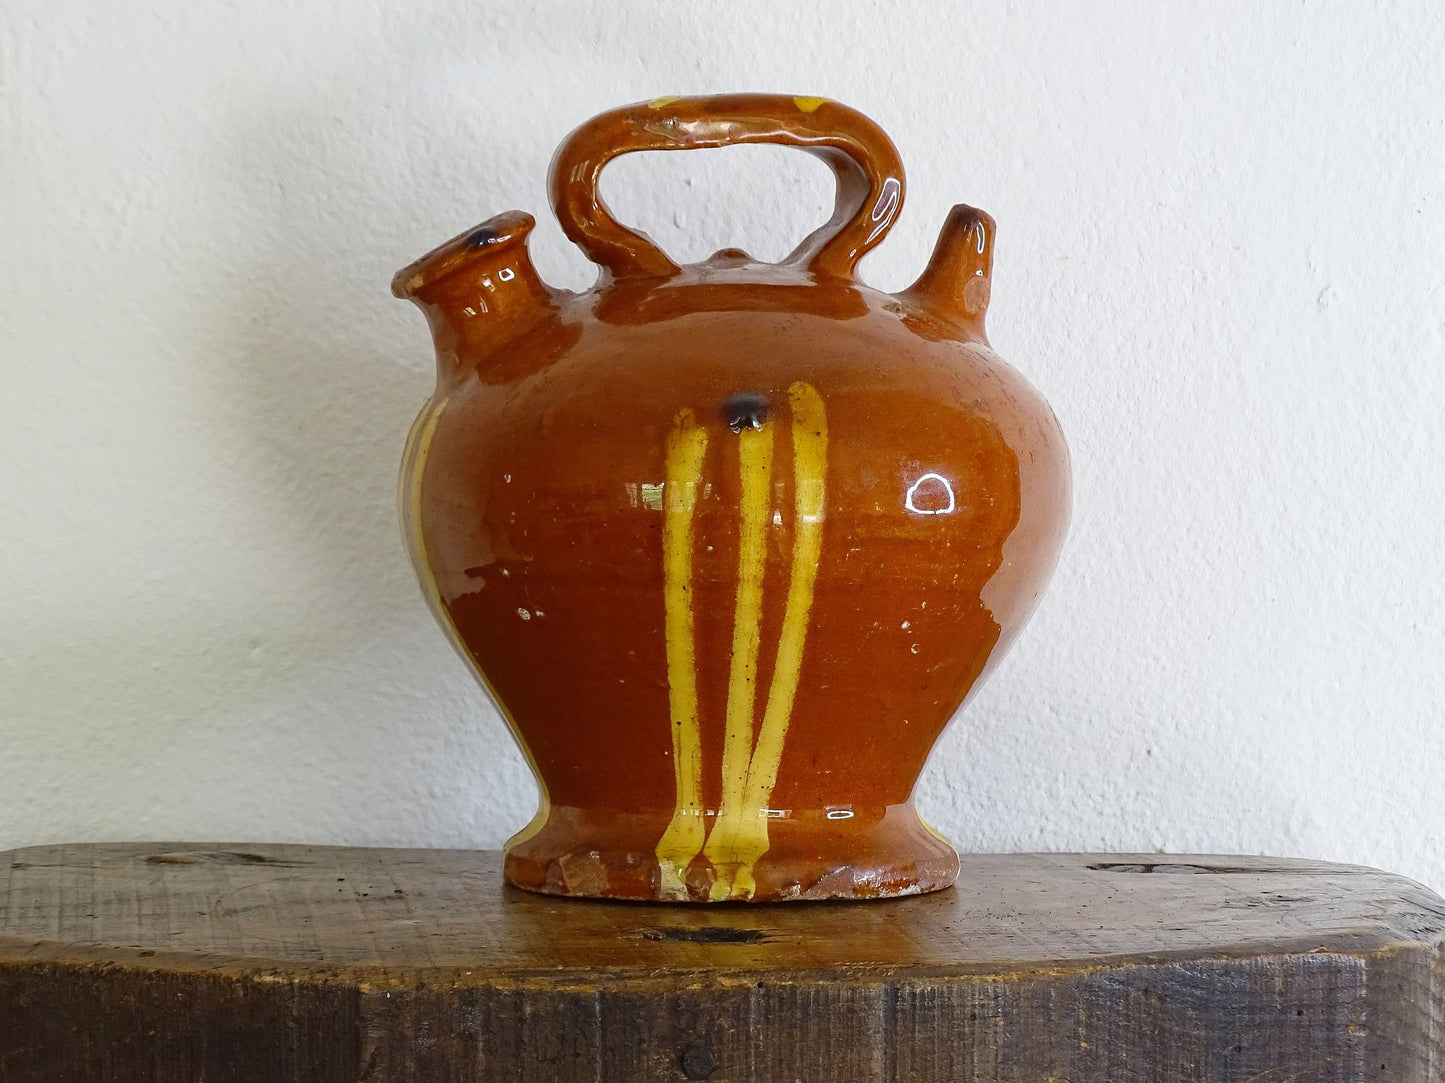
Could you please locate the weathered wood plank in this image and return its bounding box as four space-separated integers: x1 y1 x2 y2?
0 845 1440 1081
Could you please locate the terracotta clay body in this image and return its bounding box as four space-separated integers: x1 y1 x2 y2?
393 95 1070 902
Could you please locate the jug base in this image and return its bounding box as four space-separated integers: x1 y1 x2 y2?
501 802 960 903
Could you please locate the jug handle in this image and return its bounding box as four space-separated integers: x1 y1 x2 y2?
548 93 905 281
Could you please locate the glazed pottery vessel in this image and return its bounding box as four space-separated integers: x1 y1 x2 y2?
393 94 1070 902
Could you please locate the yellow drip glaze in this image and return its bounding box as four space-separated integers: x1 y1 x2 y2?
649 386 828 900
727 382 829 895
703 422 775 899
793 96 830 113
654 410 710 900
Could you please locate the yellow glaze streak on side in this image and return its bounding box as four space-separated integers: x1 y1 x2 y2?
654 410 710 900
728 381 829 895
703 423 775 900
793 96 830 113
401 397 454 660
919 812 953 847
405 394 550 852
647 95 683 109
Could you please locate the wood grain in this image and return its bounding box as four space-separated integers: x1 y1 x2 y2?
1 844 1441 1080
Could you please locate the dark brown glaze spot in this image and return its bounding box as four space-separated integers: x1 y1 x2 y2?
466 226 501 248
723 392 769 432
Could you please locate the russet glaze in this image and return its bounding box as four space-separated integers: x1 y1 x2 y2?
393 94 1070 902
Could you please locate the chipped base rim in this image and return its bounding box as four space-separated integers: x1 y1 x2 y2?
502 801 960 903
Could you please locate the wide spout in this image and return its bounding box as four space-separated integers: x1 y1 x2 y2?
392 211 560 382
898 204 995 327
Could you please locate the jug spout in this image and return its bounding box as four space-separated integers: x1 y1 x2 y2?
899 204 995 326
392 211 559 382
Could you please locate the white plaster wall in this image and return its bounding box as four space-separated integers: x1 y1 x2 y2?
3 1 1443 890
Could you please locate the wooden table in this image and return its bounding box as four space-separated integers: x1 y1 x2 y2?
1 844 1442 1081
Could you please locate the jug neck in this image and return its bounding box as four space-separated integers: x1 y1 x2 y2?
393 211 560 383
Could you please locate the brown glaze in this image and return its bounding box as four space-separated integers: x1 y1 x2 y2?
392 94 1070 903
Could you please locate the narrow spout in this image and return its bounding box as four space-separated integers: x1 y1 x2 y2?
392 211 560 382
899 204 995 326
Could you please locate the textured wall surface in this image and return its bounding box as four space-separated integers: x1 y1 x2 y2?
2 2 1442 890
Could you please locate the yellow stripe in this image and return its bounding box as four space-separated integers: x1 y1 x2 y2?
727 382 829 895
654 410 709 899
703 422 774 898
405 393 551 851
403 396 455 654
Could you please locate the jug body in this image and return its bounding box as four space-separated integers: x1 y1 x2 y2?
394 95 1070 902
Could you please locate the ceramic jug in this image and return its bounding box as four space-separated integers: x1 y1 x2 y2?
393 94 1070 902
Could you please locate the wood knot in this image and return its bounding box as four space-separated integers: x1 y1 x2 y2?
679 1042 718 1079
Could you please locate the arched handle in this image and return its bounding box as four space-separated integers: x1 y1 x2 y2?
548 94 906 281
